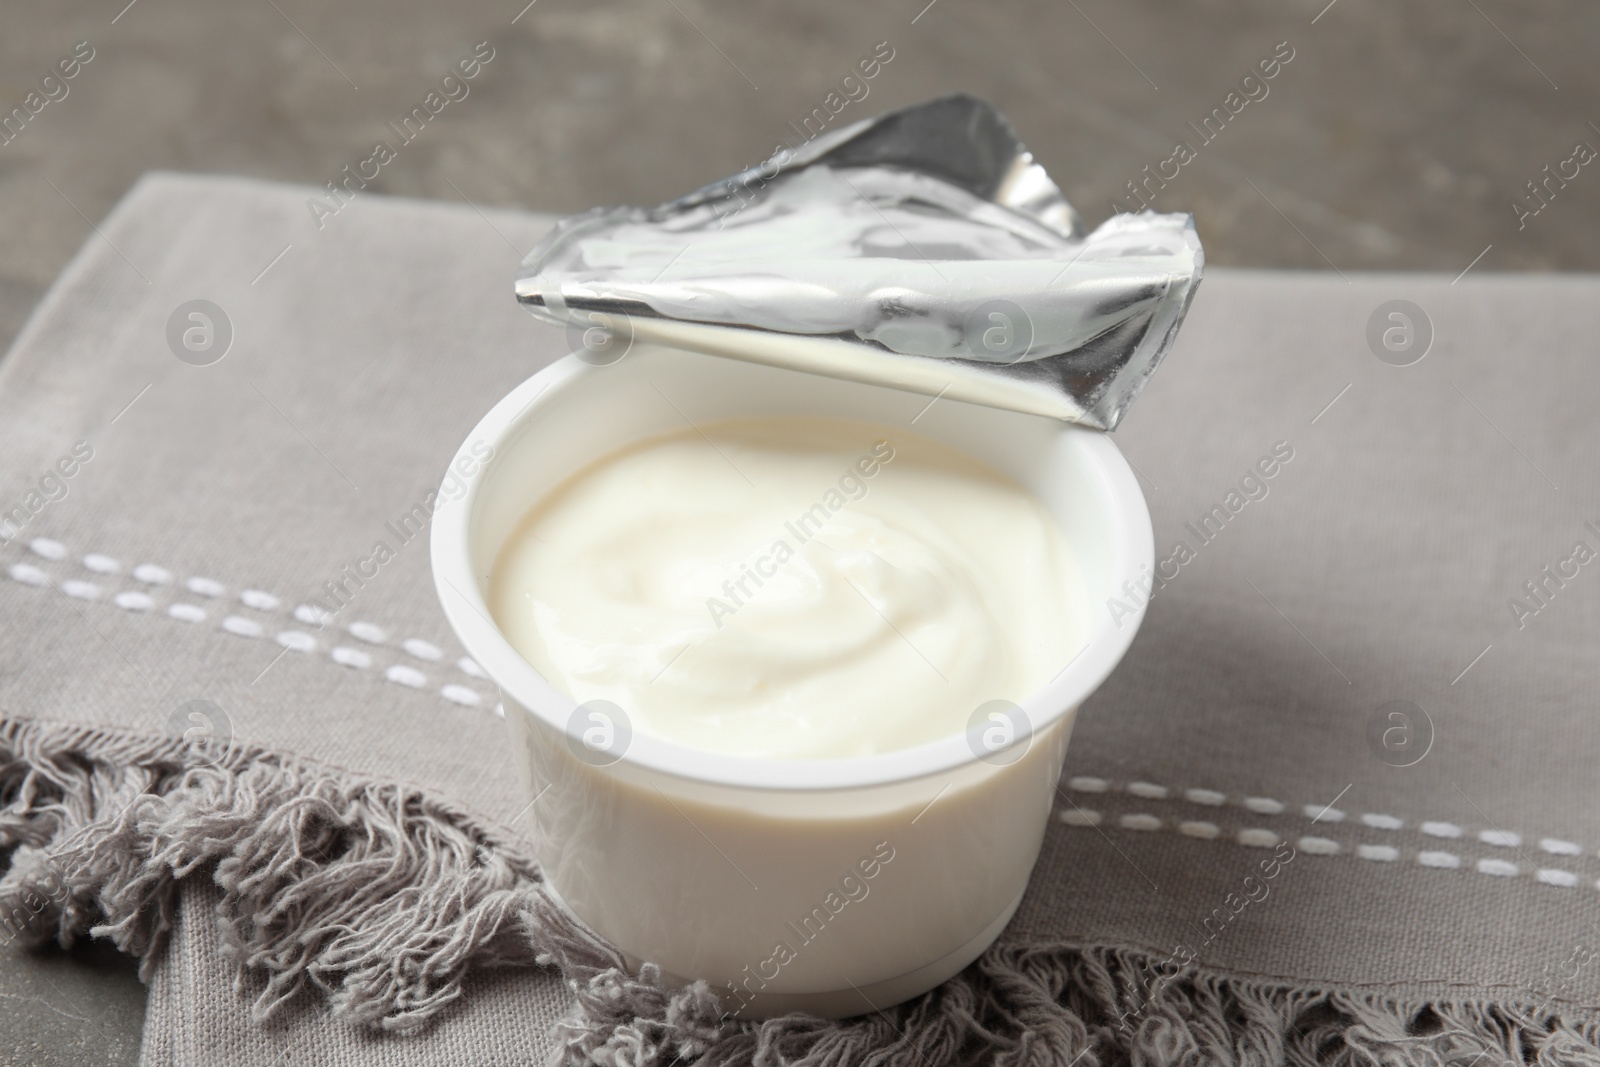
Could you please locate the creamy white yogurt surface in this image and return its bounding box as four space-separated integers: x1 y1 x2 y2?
490 416 1086 760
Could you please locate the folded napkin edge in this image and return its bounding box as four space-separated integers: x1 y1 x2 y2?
0 714 563 1033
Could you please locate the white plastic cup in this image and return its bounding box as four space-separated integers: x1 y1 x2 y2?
431 344 1152 1019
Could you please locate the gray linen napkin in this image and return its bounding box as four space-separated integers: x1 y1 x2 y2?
2 173 1599 1066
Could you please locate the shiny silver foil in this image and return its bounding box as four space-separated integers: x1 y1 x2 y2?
515 94 1203 430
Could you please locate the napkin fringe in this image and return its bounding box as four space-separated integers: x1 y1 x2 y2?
0 717 560 1033
548 938 1600 1067
5 718 1598 1062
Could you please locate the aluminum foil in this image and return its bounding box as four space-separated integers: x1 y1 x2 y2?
515 93 1203 430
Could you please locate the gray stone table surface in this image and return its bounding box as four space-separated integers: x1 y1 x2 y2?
2 0 1597 1062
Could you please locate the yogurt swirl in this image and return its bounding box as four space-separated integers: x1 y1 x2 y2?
490 417 1086 760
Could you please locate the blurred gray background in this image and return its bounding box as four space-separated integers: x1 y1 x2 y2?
2 0 1596 1061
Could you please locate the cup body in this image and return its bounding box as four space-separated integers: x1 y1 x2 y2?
431 344 1153 1018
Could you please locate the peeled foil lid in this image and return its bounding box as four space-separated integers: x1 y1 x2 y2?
515 93 1203 430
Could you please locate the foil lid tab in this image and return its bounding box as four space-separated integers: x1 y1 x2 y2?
515 93 1203 430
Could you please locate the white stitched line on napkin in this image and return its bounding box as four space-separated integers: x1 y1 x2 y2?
27 538 67 561
385 664 427 689
1056 814 1589 889
294 603 331 626
8 563 48 586
17 535 486 678
7 540 493 713
222 615 264 638
331 646 373 670
187 576 226 597
1060 775 1585 859
277 631 317 653
30 540 490 689
241 589 281 610
1061 810 1280 849
349 621 388 644
403 638 443 661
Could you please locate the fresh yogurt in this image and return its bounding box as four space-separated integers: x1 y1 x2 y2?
489 416 1087 760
